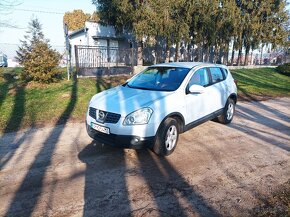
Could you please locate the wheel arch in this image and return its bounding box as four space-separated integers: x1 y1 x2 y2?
158 112 185 134
229 93 237 104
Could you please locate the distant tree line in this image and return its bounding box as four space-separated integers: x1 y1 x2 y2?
93 0 289 65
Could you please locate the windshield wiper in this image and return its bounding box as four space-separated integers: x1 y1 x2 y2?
134 87 152 90
128 84 134 88
127 85 152 90
122 82 128 87
123 82 133 88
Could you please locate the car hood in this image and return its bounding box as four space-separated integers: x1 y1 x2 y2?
89 85 173 116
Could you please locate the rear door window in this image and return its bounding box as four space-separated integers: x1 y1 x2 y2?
220 68 228 78
209 67 224 84
188 68 210 87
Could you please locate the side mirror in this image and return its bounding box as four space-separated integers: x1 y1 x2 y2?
189 84 205 94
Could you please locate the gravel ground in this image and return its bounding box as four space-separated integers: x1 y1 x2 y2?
0 98 290 217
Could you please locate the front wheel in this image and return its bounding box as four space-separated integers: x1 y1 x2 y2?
218 98 235 124
153 118 179 156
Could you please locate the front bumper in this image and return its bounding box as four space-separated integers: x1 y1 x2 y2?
86 123 154 149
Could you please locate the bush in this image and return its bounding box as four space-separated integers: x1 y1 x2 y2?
276 63 290 76
16 18 61 83
22 41 61 83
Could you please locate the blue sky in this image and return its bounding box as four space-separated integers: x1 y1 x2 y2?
0 0 96 58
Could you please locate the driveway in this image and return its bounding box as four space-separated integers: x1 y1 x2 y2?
1 98 290 216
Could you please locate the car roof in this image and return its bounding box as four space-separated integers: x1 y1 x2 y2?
151 62 226 69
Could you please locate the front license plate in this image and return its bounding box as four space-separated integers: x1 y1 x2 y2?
91 122 110 134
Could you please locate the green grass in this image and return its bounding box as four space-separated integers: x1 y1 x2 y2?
0 67 290 133
0 68 129 133
231 67 290 100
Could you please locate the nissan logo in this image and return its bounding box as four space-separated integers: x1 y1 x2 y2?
97 110 106 123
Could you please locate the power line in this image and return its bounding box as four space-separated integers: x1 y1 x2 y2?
0 43 19 46
0 24 27 29
14 8 64 15
0 42 65 47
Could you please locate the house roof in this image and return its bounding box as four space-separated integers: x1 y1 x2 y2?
92 35 124 40
68 27 88 38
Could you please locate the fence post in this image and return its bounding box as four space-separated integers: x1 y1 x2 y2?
75 45 79 77
131 47 134 74
64 23 71 80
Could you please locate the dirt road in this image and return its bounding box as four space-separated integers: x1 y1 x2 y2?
1 98 290 217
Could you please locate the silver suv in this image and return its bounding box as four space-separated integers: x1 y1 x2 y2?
86 62 237 156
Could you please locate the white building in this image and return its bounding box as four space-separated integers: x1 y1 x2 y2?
68 21 133 67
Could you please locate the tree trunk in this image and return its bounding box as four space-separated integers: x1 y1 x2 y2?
165 47 170 63
260 44 263 65
231 49 235 66
250 52 253 65
197 45 201 62
154 44 158 65
244 44 250 66
154 35 160 64
165 39 170 63
230 38 236 66
204 43 209 62
201 39 205 62
137 41 143 66
187 43 191 61
174 42 180 62
209 46 215 63
237 46 242 66
218 45 224 64
194 45 199 62
223 43 230 65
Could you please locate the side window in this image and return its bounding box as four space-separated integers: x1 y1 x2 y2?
220 68 228 78
188 68 210 87
209 67 224 84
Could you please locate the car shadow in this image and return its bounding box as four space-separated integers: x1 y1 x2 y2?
78 141 133 217
78 142 220 216
135 149 220 216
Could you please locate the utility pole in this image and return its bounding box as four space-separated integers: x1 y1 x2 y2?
260 44 263 65
64 23 71 80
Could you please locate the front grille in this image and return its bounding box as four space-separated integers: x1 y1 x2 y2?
89 107 121 124
106 113 121 123
89 107 97 119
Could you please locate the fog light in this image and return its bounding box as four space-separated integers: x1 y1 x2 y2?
131 137 140 145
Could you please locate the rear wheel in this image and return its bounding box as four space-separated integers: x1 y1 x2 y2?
153 118 179 156
218 98 235 124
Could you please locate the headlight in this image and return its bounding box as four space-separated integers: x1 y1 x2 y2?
123 108 153 125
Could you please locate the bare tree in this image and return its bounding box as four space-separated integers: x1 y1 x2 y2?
0 0 22 28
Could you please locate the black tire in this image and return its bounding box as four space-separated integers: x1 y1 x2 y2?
153 118 179 156
218 98 235 124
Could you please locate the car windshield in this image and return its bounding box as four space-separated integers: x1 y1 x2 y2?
127 67 190 91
